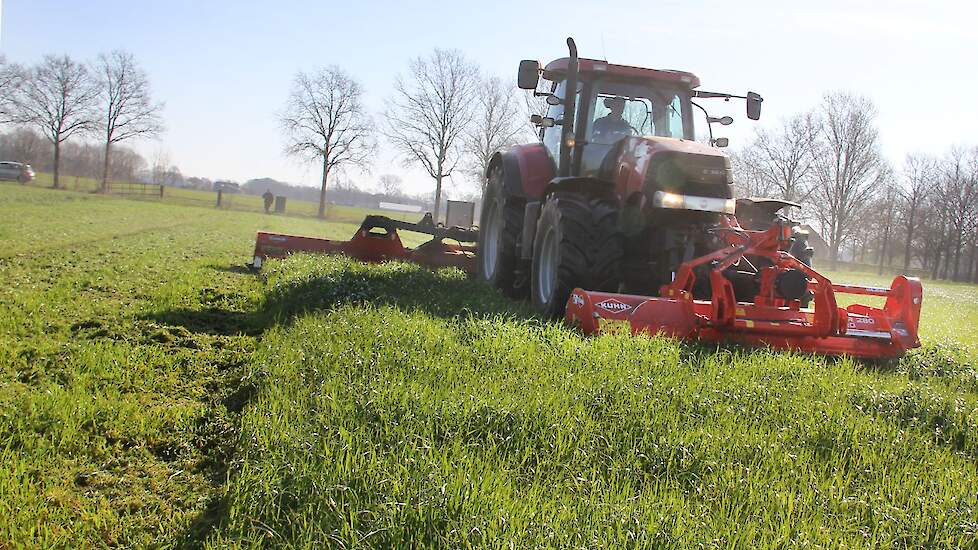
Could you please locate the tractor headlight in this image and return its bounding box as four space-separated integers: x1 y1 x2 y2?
656 191 684 209
653 191 736 214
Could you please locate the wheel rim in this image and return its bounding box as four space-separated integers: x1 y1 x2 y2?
536 224 558 305
481 200 501 279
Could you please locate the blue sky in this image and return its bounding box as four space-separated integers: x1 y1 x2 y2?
1 0 973 194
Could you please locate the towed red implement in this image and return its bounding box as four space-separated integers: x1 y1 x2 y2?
249 214 478 273
564 222 922 359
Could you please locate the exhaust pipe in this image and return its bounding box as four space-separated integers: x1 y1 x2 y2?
558 37 578 178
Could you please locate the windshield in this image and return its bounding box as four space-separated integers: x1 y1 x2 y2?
585 80 690 144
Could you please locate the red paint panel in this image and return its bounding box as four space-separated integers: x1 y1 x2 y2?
510 143 554 199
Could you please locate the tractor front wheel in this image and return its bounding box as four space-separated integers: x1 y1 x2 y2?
531 190 622 318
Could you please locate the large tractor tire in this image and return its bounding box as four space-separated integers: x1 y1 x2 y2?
478 166 525 297
531 190 623 318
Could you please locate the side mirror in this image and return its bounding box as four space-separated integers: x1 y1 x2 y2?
530 114 555 128
712 137 729 148
746 91 762 120
518 60 541 90
545 94 562 106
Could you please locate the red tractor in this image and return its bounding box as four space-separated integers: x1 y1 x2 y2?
476 38 920 359
479 38 768 315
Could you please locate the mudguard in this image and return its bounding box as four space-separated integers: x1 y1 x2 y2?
489 143 555 200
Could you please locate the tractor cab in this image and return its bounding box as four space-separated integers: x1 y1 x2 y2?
520 53 762 184
530 57 698 177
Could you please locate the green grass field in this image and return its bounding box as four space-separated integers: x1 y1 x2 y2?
24 171 425 225
2 183 977 548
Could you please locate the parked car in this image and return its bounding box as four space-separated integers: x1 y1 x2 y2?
213 180 240 193
0 162 35 183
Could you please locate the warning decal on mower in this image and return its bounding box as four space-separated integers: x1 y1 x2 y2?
596 298 632 314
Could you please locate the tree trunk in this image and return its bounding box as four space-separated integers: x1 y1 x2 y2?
52 141 61 189
829 232 840 269
318 158 329 219
931 224 945 280
967 239 976 283
971 228 978 284
941 235 953 281
902 206 916 272
101 141 112 193
877 219 891 275
433 163 444 224
952 231 963 281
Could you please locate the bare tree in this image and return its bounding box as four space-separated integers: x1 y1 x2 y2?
111 145 147 183
12 55 100 188
377 173 403 196
873 174 898 274
464 75 525 190
94 50 164 192
151 148 171 185
938 147 978 280
521 84 549 140
745 113 818 203
898 154 936 272
385 49 478 222
810 92 886 265
1 127 45 165
281 66 374 218
0 56 23 123
730 147 775 198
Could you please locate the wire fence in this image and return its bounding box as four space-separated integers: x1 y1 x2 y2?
109 181 165 198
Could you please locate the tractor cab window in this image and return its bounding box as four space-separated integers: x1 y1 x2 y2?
585 81 690 143
542 80 564 157
665 94 684 137
590 95 652 144
542 79 582 161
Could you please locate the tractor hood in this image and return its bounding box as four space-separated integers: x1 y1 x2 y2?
601 136 734 202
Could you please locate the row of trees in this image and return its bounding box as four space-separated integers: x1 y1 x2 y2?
0 52 163 189
279 49 532 219
732 92 977 281
0 126 151 183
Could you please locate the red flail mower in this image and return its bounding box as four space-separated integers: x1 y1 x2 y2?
250 37 922 360
564 219 922 360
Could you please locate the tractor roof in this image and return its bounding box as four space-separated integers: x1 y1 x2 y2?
543 57 700 88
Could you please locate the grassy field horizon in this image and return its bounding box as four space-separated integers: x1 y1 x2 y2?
2 183 977 547
16 171 428 226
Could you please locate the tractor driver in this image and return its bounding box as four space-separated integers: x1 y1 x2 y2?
591 96 635 144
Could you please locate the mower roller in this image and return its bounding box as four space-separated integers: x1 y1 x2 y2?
248 37 923 361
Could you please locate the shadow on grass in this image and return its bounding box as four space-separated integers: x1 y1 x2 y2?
153 260 536 339
149 259 535 546
209 264 257 275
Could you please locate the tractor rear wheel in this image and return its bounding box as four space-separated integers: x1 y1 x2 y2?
531 190 622 318
478 166 524 297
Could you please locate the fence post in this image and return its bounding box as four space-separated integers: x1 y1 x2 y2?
216 190 222 207
159 184 164 198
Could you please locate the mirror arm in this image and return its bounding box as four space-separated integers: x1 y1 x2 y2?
693 90 746 100
691 101 714 142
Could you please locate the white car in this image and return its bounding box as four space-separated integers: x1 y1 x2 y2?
0 161 35 183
